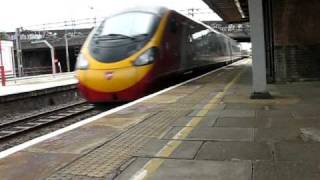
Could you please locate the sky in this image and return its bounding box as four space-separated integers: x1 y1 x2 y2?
0 0 221 32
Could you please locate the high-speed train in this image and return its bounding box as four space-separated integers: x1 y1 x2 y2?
75 6 242 103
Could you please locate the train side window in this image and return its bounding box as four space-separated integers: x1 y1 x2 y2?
170 19 178 34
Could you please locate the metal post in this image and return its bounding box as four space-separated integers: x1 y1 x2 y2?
65 34 70 72
0 38 6 86
248 0 271 99
11 47 16 78
31 40 56 74
15 28 23 77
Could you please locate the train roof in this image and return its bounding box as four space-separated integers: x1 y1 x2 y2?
112 6 169 17
105 6 236 42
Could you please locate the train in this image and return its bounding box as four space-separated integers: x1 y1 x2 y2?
75 6 243 103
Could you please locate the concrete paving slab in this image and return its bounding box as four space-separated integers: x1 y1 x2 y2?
300 128 320 142
254 128 302 142
223 95 300 105
161 126 185 139
88 113 151 130
134 139 203 159
208 109 256 118
116 158 252 180
188 108 254 119
253 161 320 180
224 103 267 110
188 104 225 117
275 142 320 162
47 173 105 180
268 118 320 128
253 161 276 180
167 85 201 94
114 158 154 180
171 116 217 127
163 103 200 111
0 151 77 180
292 108 320 119
256 110 293 118
177 97 208 105
214 117 268 128
112 103 161 115
192 101 225 110
270 103 319 111
28 125 120 154
196 142 272 161
267 104 301 111
163 127 254 142
143 94 187 104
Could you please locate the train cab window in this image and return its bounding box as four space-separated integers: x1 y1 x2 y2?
90 12 160 63
96 12 159 38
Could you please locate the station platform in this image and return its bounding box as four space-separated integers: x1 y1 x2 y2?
0 58 320 180
0 73 78 103
0 73 77 97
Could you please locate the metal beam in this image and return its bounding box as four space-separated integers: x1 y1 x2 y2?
203 0 249 22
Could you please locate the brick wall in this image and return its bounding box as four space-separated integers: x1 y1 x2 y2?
271 0 320 82
274 45 320 82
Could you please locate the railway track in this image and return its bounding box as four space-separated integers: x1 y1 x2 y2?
0 101 94 140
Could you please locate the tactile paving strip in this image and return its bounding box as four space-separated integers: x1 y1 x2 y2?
47 174 105 180
47 109 191 179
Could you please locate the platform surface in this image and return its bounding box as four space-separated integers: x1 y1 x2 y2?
1 59 320 180
0 73 78 96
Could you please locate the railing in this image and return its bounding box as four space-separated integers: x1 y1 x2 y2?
21 66 52 76
0 66 5 86
7 71 75 85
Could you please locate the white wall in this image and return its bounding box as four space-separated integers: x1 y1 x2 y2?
0 41 15 77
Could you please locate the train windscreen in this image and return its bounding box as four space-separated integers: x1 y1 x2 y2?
89 12 160 63
97 12 156 38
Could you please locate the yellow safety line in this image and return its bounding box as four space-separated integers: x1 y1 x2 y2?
129 67 246 180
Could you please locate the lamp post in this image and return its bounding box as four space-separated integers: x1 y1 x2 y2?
15 28 23 77
64 34 70 72
31 40 56 74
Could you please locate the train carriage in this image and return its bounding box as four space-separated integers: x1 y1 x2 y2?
76 6 242 102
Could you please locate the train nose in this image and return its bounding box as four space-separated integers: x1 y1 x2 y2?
76 67 139 93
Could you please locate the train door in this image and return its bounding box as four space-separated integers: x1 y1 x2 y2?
179 22 189 72
170 16 183 72
162 14 182 74
228 41 233 62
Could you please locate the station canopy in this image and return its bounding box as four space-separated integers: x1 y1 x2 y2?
203 0 249 23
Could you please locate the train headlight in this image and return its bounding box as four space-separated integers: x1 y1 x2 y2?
133 48 157 66
76 54 89 70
